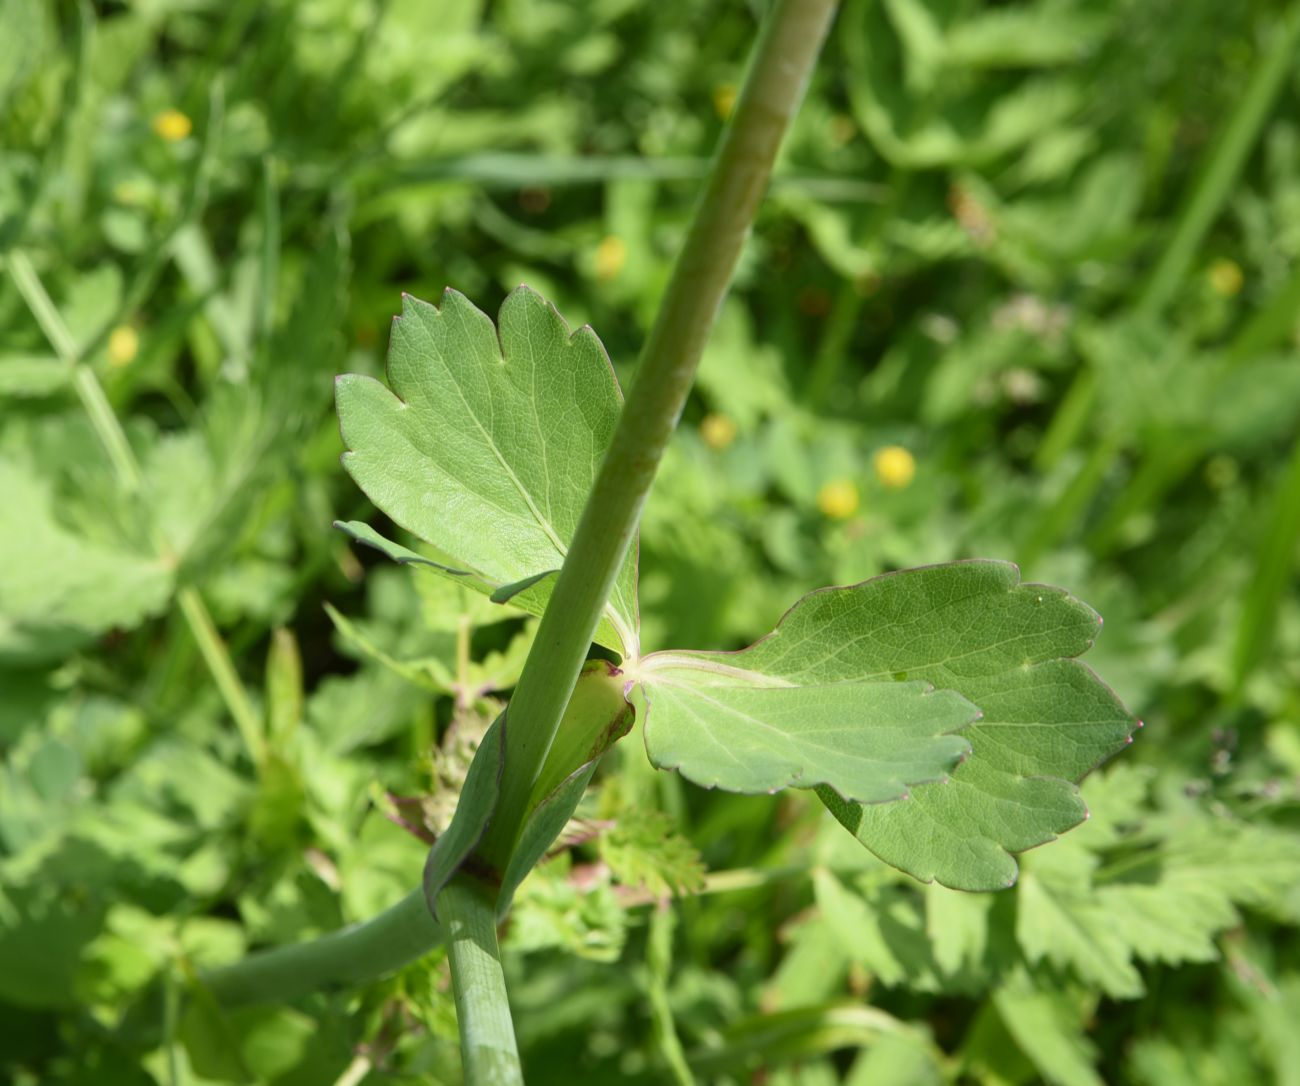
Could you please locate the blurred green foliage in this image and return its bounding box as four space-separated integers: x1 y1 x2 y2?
2 0 1299 1083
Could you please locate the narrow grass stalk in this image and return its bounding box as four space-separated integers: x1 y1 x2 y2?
647 905 696 1086
1230 433 1300 698
176 586 268 767
1020 432 1123 570
5 250 266 770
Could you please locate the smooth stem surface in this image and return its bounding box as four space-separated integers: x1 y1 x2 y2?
176 586 267 767
6 250 266 770
475 0 840 868
1230 431 1300 697
203 889 440 1007
441 881 522 1085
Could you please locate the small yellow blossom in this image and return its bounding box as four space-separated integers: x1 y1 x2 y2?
595 235 627 281
816 479 860 519
699 413 737 450
152 108 192 142
107 326 139 367
1208 258 1243 297
712 83 738 121
873 445 916 489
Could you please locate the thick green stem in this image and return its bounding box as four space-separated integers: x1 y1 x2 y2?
203 889 440 1007
450 3 837 1067
441 880 522 1085
475 0 840 869
5 250 266 770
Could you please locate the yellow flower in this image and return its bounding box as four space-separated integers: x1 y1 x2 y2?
1208 258 1243 297
594 235 627 281
107 326 139 367
873 445 916 489
152 108 192 142
699 413 737 450
816 479 859 519
712 83 738 121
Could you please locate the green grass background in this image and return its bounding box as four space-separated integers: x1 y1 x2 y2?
2 0 1299 1083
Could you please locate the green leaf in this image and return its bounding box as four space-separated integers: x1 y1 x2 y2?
336 286 638 657
497 763 598 918
423 714 505 917
0 354 66 397
637 565 994 803
814 869 926 988
323 600 449 693
992 969 1103 1086
1012 787 1300 1000
793 561 1136 891
637 651 975 803
0 461 173 663
1016 852 1145 999
180 981 253 1083
525 661 634 813
598 809 706 899
686 1002 937 1080
497 661 635 913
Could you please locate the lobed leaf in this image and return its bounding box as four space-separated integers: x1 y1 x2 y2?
423 714 505 918
801 561 1136 890
0 462 173 663
336 286 638 657
636 658 977 805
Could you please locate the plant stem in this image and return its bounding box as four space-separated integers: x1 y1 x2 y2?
475 0 840 870
5 249 266 770
446 3 837 1069
141 0 838 1025
8 251 145 491
1230 431 1300 698
202 888 440 1007
176 586 267 766
191 854 832 1013
441 880 522 1085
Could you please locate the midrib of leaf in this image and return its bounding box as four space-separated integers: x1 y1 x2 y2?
637 652 797 687
654 681 954 760
643 631 1064 690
